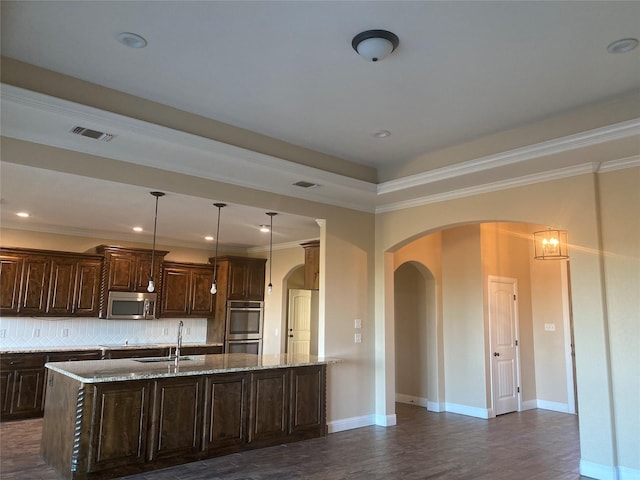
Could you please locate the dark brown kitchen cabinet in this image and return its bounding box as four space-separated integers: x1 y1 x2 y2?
97 245 169 293
203 372 249 452
290 365 326 437
207 256 266 344
104 347 169 359
0 254 22 314
0 353 47 420
87 380 151 473
47 256 102 316
149 376 203 461
248 368 289 445
160 262 214 317
0 248 103 317
179 345 223 356
301 240 320 290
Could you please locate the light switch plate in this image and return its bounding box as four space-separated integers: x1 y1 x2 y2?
354 319 362 329
544 323 556 332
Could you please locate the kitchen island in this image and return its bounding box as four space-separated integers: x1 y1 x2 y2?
41 353 331 480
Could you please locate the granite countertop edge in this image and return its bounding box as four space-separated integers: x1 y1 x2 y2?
45 353 342 383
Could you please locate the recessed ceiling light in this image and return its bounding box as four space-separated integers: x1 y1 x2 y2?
133 226 143 232
16 212 29 218
260 225 270 233
293 180 319 189
117 32 148 49
607 38 639 54
373 130 391 138
205 236 214 241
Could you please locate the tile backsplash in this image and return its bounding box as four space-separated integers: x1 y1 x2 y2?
0 316 207 349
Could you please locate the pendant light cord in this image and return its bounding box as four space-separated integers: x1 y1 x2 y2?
213 204 224 281
269 214 273 285
148 191 165 290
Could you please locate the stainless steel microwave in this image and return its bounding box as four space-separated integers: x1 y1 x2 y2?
106 291 157 319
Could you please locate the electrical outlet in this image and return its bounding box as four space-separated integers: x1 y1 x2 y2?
354 319 362 329
354 333 362 344
62 328 69 337
0 329 6 338
544 323 556 332
33 328 40 338
163 328 169 335
186 327 191 335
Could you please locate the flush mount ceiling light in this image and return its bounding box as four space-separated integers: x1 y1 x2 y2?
607 38 639 54
352 29 399 62
533 229 569 260
373 130 391 138
117 32 148 49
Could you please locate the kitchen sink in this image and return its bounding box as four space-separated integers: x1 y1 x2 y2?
134 356 193 363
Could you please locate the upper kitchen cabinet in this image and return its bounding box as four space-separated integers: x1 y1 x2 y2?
0 248 103 317
97 246 168 293
160 262 215 317
300 241 320 290
212 257 267 301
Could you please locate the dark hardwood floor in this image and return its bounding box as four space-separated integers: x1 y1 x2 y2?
0 403 587 479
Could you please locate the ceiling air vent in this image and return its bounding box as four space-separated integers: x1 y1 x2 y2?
293 180 319 189
70 126 115 142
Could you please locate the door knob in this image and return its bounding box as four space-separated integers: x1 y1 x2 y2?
493 352 500 357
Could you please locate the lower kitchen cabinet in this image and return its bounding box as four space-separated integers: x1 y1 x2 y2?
0 353 47 420
248 368 290 445
149 376 203 461
103 347 169 359
203 372 249 452
42 363 327 479
87 380 151 473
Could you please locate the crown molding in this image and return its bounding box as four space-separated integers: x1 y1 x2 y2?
376 163 598 213
595 155 640 173
377 118 640 195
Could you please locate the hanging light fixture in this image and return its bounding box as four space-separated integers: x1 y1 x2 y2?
210 203 226 294
352 29 399 62
147 191 165 292
533 228 569 260
266 212 277 295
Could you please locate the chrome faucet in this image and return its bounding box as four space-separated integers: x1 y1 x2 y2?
175 320 184 366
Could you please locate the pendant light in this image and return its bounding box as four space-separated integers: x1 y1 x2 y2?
210 203 226 294
533 228 569 260
147 191 165 292
266 212 277 295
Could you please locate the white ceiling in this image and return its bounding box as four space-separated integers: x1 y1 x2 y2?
1 1 639 249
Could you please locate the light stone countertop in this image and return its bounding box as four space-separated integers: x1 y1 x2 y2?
45 353 340 383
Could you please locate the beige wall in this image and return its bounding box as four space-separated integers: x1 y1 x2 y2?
376 170 638 472
597 167 640 472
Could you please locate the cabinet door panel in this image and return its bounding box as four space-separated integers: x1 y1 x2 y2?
150 377 201 460
245 261 265 300
89 381 150 472
204 373 248 451
134 256 155 293
290 366 326 435
107 253 136 291
74 259 102 315
10 367 45 416
227 262 248 300
0 256 22 314
47 257 76 315
20 257 49 313
249 369 288 444
190 269 214 316
161 267 190 316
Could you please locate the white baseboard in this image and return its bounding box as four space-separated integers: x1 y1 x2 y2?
521 399 537 411
395 393 429 408
375 413 397 427
444 402 490 419
427 400 444 412
618 466 640 480
327 414 375 433
580 460 618 480
536 399 570 413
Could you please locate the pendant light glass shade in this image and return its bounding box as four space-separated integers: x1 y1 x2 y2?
266 212 277 295
533 228 569 260
147 191 165 292
210 203 226 294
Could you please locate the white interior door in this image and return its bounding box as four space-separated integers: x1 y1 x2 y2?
287 289 311 355
488 276 520 416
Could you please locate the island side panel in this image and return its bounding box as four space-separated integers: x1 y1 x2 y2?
290 364 327 438
41 370 84 480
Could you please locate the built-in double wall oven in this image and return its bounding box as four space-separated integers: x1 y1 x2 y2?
225 300 264 354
